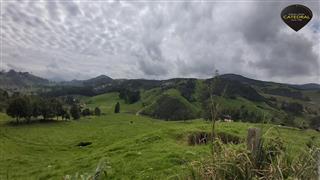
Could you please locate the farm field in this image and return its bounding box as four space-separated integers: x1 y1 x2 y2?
1 93 319 179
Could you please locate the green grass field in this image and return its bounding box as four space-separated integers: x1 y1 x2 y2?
1 93 319 179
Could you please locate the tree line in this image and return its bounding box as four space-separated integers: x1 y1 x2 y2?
6 95 101 124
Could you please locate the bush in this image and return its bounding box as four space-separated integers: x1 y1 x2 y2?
189 137 318 179
81 108 92 116
114 102 120 113
94 107 101 116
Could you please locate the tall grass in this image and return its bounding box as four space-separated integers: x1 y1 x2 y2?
63 159 109 180
189 136 319 179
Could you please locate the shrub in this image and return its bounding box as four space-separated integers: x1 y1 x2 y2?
82 108 92 116
187 131 242 146
189 137 319 179
114 102 120 113
94 107 101 116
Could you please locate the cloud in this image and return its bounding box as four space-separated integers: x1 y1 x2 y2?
1 1 319 84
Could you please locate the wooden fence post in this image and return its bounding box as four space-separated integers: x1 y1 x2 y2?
247 128 261 155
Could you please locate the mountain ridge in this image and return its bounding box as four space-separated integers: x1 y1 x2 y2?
1 69 319 90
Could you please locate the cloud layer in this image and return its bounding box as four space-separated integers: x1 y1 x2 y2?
1 0 319 83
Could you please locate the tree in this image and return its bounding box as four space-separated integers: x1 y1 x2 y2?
39 99 53 120
64 111 71 120
6 96 30 123
24 97 32 123
60 108 68 120
114 102 120 113
94 107 101 116
51 98 64 120
70 104 81 120
31 98 41 119
119 89 140 104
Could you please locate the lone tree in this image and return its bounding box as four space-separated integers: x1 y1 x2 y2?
94 107 101 116
114 102 120 113
70 104 81 120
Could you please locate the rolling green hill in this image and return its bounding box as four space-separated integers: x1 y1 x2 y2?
141 89 200 120
1 92 319 179
1 71 320 128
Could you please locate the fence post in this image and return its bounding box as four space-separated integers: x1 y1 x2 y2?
247 128 261 155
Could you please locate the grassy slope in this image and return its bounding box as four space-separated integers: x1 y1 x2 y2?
0 93 319 179
84 92 142 114
141 89 200 118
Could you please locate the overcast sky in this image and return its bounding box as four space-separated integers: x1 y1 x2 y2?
1 0 319 84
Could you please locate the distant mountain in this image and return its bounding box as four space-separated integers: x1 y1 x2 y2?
219 74 269 86
83 75 113 86
0 70 50 89
289 83 320 90
59 75 113 87
220 74 320 90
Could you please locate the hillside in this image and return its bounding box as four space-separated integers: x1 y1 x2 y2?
0 70 50 89
1 93 319 179
1 70 320 128
59 75 113 87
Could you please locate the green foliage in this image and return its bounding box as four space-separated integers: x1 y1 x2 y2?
309 116 320 129
1 112 319 179
94 107 101 116
190 137 318 179
281 101 303 115
31 97 41 119
6 94 71 123
263 87 310 101
81 108 92 116
39 98 55 120
118 89 140 104
70 104 81 120
6 96 31 123
204 78 265 102
114 102 120 113
177 79 196 102
50 98 64 119
0 89 9 112
142 94 198 120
